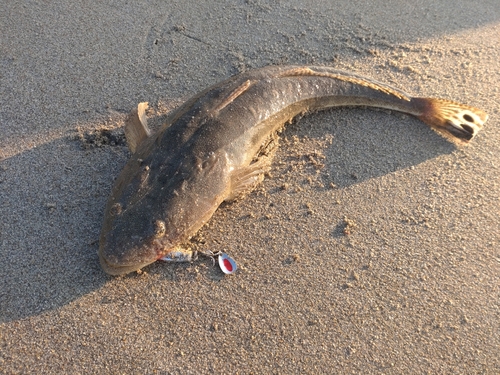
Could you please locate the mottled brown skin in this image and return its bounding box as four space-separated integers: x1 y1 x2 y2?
99 65 487 275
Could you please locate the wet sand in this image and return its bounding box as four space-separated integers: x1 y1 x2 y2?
1 1 499 373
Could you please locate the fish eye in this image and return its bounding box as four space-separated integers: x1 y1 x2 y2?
110 203 123 216
153 220 166 237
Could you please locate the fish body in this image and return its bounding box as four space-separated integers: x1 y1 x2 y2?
99 65 487 275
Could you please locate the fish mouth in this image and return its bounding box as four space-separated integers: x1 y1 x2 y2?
98 251 157 276
98 235 177 276
98 235 161 276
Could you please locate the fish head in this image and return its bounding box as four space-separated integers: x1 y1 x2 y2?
99 149 231 276
99 201 170 276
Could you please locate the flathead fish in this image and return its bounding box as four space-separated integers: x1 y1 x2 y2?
98 65 488 275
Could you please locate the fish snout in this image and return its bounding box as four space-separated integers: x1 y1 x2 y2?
99 221 165 275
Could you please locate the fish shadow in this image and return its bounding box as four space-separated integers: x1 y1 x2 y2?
280 106 456 189
0 133 129 322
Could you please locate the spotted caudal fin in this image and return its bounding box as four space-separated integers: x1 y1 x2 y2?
124 102 151 153
412 97 487 145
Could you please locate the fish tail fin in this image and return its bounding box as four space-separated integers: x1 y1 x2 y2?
412 97 488 145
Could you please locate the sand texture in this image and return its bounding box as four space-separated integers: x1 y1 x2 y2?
1 1 499 373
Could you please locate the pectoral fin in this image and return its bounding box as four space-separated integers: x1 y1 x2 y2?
124 102 151 153
226 152 277 201
226 133 280 201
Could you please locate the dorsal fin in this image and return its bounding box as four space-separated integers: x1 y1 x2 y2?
124 102 151 153
279 67 411 101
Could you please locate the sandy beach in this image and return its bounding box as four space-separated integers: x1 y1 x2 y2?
1 1 499 373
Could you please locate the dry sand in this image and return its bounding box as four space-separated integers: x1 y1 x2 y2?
1 1 499 373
